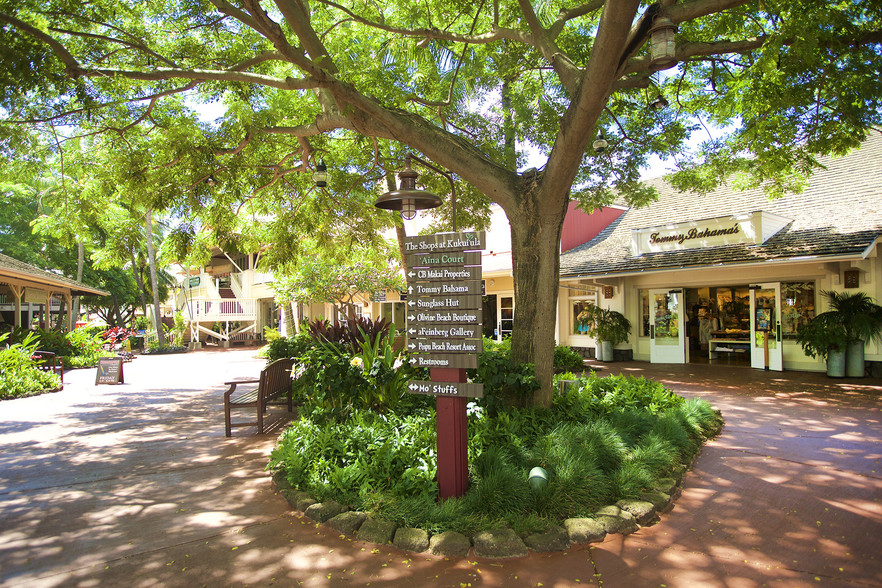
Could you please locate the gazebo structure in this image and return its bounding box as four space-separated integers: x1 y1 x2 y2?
0 253 110 331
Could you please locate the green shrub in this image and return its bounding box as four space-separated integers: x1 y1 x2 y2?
0 332 62 400
263 333 315 362
263 326 282 341
467 341 539 412
142 341 188 354
62 328 114 368
554 345 585 371
270 369 723 535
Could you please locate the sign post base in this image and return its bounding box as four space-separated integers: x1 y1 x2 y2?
433 367 469 500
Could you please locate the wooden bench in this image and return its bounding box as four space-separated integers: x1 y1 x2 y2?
229 332 263 346
224 358 295 436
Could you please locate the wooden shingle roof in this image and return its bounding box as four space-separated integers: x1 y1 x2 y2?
0 253 110 296
560 133 882 278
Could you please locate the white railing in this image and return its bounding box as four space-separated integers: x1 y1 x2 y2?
186 298 257 321
230 273 245 299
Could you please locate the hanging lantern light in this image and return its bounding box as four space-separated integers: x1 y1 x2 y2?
650 94 669 110
648 16 677 70
312 159 328 188
374 154 443 220
592 131 608 154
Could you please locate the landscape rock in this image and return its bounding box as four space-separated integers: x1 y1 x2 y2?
304 500 348 523
563 518 606 544
428 531 471 558
524 526 570 552
356 517 397 545
271 470 293 492
326 511 367 535
473 528 528 559
655 477 679 495
279 489 315 512
393 527 430 553
615 499 658 526
641 489 672 511
594 505 638 535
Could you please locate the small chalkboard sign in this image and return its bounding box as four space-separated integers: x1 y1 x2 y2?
95 357 125 385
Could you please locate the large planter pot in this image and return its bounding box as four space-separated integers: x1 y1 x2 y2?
600 340 614 362
826 348 846 378
845 340 865 378
595 342 605 362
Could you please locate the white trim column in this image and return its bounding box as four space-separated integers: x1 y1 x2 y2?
9 284 23 328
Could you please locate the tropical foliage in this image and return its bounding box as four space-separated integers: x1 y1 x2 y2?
0 331 61 400
270 370 722 535
2 1 879 405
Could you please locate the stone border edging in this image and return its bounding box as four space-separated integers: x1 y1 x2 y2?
270 467 688 559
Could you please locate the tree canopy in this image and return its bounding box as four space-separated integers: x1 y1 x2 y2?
2 0 880 403
272 238 405 318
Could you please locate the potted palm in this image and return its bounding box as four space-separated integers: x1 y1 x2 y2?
824 291 882 377
795 313 848 377
797 290 882 378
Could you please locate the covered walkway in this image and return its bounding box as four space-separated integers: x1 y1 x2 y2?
1 351 880 587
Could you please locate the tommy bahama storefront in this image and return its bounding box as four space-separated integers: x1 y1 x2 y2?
558 135 882 373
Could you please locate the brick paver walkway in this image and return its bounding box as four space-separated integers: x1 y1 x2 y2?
1 351 880 587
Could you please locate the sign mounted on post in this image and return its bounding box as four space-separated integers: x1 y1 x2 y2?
95 357 125 385
405 231 486 500
405 231 486 383
408 380 484 398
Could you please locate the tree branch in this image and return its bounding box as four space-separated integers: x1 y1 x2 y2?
0 13 81 74
549 0 605 39
78 66 320 91
48 26 179 68
7 82 198 124
311 0 529 46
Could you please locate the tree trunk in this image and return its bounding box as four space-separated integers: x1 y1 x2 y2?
145 210 165 344
131 250 148 317
292 302 301 334
71 240 84 323
507 178 568 408
281 300 293 337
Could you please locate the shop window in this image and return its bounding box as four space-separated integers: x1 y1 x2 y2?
639 290 650 337
781 282 815 340
500 296 514 338
571 296 597 335
380 301 406 333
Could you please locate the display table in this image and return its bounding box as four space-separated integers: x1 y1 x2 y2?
709 338 750 359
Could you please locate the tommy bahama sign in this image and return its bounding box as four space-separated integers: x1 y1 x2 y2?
404 230 485 397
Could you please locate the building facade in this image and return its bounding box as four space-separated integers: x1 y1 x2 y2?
557 133 882 372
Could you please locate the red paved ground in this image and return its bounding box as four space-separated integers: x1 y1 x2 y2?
1 351 880 587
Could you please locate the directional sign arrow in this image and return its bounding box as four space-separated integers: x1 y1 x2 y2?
408 343 416 350
408 314 416 321
408 271 416 278
407 380 484 398
408 285 414 294
408 300 416 307
408 327 416 334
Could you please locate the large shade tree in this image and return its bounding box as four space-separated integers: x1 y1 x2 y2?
2 1 881 404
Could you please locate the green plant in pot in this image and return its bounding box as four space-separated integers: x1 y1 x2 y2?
796 291 882 378
795 314 848 377
826 291 882 377
576 303 631 362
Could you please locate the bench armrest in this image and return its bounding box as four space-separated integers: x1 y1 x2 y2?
224 378 260 399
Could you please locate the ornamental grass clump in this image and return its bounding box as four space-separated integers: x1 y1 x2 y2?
270 368 723 536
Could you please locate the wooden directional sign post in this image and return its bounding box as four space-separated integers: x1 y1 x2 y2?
404 230 485 500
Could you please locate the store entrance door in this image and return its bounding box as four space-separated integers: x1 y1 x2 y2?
649 288 686 364
749 283 783 371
